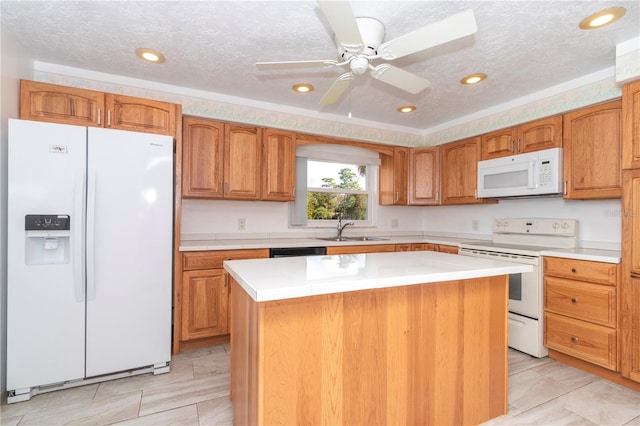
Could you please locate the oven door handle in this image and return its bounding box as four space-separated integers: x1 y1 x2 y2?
508 317 527 327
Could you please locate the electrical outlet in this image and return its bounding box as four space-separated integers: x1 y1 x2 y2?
472 220 479 232
238 218 246 230
391 218 399 229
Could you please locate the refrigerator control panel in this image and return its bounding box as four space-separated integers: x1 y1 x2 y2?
25 214 70 231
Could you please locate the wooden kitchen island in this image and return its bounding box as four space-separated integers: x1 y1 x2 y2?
224 251 531 426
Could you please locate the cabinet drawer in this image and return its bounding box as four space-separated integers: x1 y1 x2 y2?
544 312 617 370
544 277 616 327
544 257 617 286
183 249 269 270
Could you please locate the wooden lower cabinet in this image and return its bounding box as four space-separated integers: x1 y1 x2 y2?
327 244 396 255
397 243 458 254
621 170 640 383
181 269 228 341
544 257 619 372
175 249 269 353
230 274 508 425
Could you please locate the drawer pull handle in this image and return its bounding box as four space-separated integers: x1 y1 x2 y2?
571 337 578 343
571 268 577 273
571 297 578 303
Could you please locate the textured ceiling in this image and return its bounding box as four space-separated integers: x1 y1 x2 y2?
1 1 639 130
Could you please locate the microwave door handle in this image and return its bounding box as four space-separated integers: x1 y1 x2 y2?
530 160 538 188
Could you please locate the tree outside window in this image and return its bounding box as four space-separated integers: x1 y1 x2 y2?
307 161 368 221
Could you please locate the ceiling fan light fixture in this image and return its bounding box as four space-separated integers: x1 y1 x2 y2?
460 73 487 85
579 7 626 30
397 105 416 113
135 48 165 63
293 83 314 93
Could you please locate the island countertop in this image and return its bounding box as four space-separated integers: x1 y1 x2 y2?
224 250 533 302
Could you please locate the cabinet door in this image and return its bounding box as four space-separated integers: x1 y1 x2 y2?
182 269 229 340
441 137 485 205
225 124 262 200
393 147 409 205
480 127 518 160
519 115 562 153
563 100 622 199
105 93 177 136
326 244 396 254
262 129 296 201
437 245 459 254
621 169 640 382
622 80 640 170
20 80 104 127
182 117 225 198
380 147 408 205
408 147 439 205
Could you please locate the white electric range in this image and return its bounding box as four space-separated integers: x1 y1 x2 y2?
459 218 579 358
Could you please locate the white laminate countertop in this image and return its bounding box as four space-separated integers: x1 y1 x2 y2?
180 235 489 251
223 251 533 302
180 234 621 263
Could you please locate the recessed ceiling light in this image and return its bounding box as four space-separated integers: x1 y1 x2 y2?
579 7 626 30
397 105 416 113
135 48 165 63
293 84 314 93
460 73 487 85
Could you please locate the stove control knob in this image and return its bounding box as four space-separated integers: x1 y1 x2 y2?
553 222 559 229
562 222 570 229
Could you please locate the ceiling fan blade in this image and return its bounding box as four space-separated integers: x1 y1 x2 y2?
320 73 354 105
370 64 430 94
317 1 363 51
256 60 339 70
379 9 477 60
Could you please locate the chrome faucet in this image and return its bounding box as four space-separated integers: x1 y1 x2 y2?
336 216 355 240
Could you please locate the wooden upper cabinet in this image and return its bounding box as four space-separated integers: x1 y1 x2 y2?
519 115 562 153
563 100 622 199
380 147 408 205
225 124 262 200
408 146 439 205
20 80 104 127
441 137 488 205
182 117 225 198
622 80 640 170
262 129 296 201
481 127 518 160
104 93 177 136
481 116 562 160
182 118 262 200
20 80 178 137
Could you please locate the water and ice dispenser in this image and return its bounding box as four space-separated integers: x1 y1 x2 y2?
25 214 71 265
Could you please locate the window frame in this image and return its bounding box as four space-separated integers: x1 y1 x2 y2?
305 160 378 228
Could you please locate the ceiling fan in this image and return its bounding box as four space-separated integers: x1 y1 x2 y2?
256 1 478 105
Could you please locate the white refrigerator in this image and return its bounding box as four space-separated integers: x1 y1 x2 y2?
7 119 173 402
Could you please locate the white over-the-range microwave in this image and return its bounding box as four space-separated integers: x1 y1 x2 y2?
477 147 563 198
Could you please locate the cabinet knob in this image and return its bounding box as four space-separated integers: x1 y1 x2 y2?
571 297 578 304
571 268 577 273
571 336 578 343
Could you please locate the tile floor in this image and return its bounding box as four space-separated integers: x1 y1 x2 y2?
1 345 639 425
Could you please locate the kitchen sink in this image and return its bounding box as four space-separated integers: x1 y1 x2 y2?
346 236 388 241
316 236 389 242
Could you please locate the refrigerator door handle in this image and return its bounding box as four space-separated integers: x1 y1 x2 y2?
87 168 97 301
73 169 86 303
